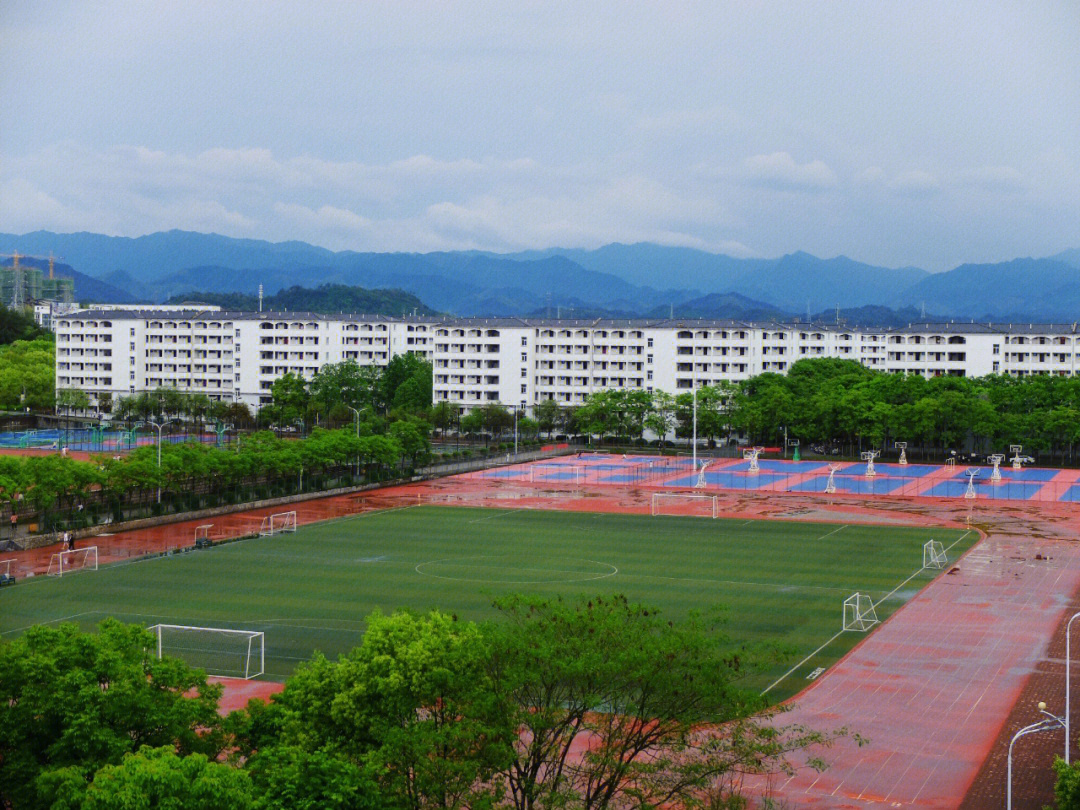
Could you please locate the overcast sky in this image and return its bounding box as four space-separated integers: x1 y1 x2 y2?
2 1 1077 270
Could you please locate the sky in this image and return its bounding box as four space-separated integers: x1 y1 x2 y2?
1 1 1077 270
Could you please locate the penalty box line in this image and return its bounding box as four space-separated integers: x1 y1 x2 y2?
761 530 972 696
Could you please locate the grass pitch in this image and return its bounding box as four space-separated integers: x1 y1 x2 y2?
0 505 974 700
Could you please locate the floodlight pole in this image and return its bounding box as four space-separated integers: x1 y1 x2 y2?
1067 611 1080 764
1008 703 1065 809
514 408 519 458
346 405 361 476
144 419 174 504
692 387 697 470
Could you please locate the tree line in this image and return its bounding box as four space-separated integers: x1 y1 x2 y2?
0 598 851 810
564 358 1080 462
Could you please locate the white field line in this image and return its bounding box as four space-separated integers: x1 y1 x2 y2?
761 530 972 696
816 524 848 540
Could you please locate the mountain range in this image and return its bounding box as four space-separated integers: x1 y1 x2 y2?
2 230 1078 322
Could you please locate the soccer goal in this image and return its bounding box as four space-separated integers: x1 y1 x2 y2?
652 492 718 518
148 624 265 679
47 546 98 577
0 558 14 584
923 539 948 569
259 511 297 536
842 592 879 632
194 524 214 546
529 463 584 483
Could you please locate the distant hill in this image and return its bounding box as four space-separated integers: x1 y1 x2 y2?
166 284 439 316
897 258 1080 320
645 292 785 320
3 230 1078 321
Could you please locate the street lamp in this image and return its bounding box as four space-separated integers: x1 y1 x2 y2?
691 386 697 470
513 408 519 458
346 405 361 477
1066 611 1080 763
1007 700 1065 810
143 419 174 504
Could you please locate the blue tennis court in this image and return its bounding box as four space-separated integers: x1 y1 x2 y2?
950 467 1060 482
925 480 1046 499
792 476 908 495
664 472 786 489
1060 486 1080 503
726 459 827 473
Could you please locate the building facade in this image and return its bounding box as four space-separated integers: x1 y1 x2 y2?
54 309 1080 413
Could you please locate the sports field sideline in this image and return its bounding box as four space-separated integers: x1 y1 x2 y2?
0 504 974 701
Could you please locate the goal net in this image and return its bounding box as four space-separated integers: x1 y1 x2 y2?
842 592 879 632
0 558 14 582
923 539 948 569
47 546 98 577
651 492 718 518
259 511 297 536
529 464 584 483
148 624 265 679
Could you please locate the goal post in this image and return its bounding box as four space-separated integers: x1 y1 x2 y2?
923 539 947 569
842 592 879 632
651 492 718 518
148 624 265 679
259 511 297 536
47 546 98 577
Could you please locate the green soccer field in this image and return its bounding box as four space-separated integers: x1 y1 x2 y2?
0 505 975 700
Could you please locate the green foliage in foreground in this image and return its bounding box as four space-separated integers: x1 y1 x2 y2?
1052 756 1080 809
1 603 854 809
0 620 225 810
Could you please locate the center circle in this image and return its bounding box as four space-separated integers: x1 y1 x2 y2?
415 555 618 584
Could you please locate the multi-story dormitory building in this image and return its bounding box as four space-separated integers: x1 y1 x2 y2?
54 309 1080 414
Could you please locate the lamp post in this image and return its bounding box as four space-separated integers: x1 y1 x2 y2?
1066 611 1080 763
346 405 361 477
144 419 174 504
1008 701 1065 810
514 408 519 458
691 386 697 470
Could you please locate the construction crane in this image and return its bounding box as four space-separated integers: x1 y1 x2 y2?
1 251 65 308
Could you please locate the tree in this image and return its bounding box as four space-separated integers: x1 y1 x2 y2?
533 398 562 439
378 354 432 414
0 338 56 411
644 391 675 446
309 361 375 413
244 610 514 810
482 594 850 810
59 746 254 810
388 419 431 467
245 746 381 810
430 401 456 437
480 403 513 443
1052 756 1080 809
271 373 310 428
0 303 50 344
0 620 225 810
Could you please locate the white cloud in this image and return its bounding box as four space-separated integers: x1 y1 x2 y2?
741 152 838 191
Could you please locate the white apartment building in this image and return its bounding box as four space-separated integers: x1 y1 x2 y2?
54 310 1080 414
